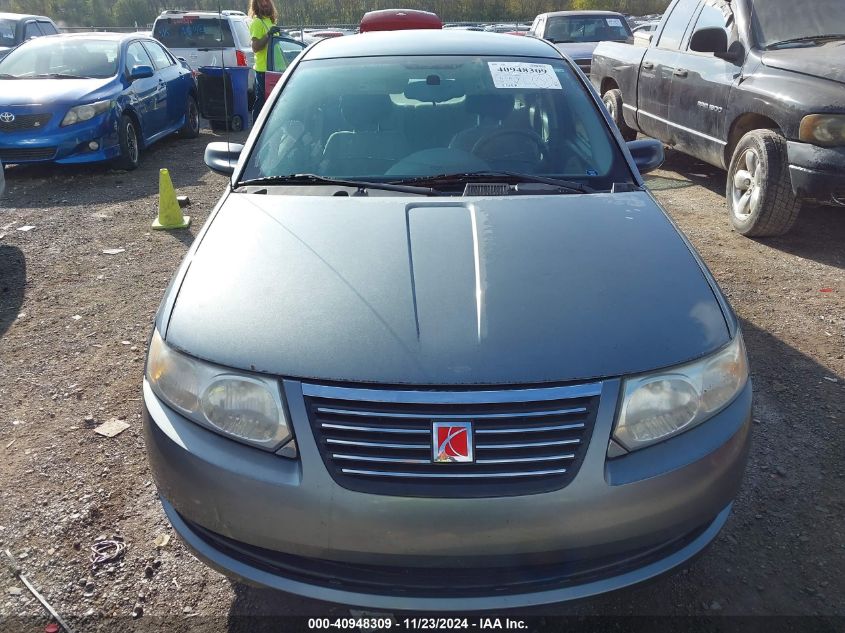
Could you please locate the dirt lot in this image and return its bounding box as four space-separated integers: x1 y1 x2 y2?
0 130 844 631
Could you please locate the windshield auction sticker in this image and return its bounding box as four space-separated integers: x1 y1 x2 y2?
488 62 562 90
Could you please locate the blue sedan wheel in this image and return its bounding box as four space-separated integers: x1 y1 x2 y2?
180 95 200 139
117 114 141 171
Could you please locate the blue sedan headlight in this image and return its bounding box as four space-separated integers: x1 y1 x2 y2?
61 99 113 127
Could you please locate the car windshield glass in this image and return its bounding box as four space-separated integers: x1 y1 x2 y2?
0 19 16 47
153 17 235 48
545 15 632 43
241 55 633 191
0 37 120 78
751 0 845 47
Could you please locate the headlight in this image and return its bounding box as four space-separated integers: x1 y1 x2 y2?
146 330 293 451
61 99 112 127
613 334 748 452
799 114 845 147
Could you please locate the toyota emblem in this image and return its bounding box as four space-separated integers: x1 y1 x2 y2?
0 112 15 123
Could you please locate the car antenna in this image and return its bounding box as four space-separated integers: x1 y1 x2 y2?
218 0 232 178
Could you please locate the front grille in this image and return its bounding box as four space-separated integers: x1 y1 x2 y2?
0 146 57 162
304 382 601 498
0 113 52 132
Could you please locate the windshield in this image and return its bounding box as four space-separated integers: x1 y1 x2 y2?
153 17 235 49
0 19 16 47
545 15 632 43
0 37 119 78
241 55 632 191
751 0 845 47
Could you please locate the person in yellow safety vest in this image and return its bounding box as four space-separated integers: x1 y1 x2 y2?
248 0 279 124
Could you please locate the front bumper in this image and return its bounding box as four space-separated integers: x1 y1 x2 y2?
0 111 120 165
787 141 845 201
143 378 752 610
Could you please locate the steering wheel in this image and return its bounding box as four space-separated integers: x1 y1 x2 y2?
471 129 547 170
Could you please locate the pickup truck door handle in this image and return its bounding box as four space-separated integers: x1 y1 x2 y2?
673 68 689 78
642 61 655 70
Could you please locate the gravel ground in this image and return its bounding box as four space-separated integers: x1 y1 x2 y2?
0 132 843 631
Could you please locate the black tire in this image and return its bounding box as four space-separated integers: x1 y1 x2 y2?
726 129 802 237
602 88 637 142
116 114 140 171
230 115 244 132
180 95 200 139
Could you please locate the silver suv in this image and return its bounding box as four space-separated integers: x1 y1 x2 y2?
152 10 255 101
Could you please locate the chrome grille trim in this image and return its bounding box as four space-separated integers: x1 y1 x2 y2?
326 438 429 449
475 454 575 464
474 422 585 434
304 381 602 497
332 454 431 464
316 406 587 420
321 423 429 434
475 439 580 449
302 382 602 404
340 468 568 479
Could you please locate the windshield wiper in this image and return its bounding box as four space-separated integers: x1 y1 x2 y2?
391 171 596 194
768 34 845 48
27 73 93 79
235 173 440 195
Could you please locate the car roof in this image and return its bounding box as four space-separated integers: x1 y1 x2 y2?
155 10 248 19
303 30 561 60
0 12 52 21
538 10 627 18
28 32 153 43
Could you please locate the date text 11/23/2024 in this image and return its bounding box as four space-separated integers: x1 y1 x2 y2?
308 618 529 630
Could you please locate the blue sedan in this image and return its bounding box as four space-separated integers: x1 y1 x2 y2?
0 32 199 169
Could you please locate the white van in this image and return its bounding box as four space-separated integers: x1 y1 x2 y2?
152 10 256 103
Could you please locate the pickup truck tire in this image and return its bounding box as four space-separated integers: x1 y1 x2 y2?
726 130 801 237
602 89 637 142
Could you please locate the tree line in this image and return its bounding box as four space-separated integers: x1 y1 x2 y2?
0 0 670 29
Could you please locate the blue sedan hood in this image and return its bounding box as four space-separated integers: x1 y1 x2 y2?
0 77 116 106
164 191 731 385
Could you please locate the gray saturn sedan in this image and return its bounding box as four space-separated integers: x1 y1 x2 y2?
143 30 752 610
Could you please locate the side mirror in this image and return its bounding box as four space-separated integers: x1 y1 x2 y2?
204 142 244 175
627 139 664 174
129 64 154 80
690 26 728 54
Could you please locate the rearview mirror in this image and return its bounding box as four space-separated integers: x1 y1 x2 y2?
129 64 154 80
627 139 664 175
690 27 728 54
204 142 244 175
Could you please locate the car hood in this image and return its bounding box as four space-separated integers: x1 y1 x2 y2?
165 191 730 385
0 77 116 106
762 41 845 84
554 42 599 60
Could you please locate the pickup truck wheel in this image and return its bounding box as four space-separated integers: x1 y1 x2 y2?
727 130 801 237
602 89 637 142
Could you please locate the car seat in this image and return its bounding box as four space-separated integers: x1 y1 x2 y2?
320 94 408 177
448 94 515 152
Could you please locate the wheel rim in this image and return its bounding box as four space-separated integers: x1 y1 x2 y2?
189 100 199 132
604 96 616 119
126 121 138 163
731 148 761 220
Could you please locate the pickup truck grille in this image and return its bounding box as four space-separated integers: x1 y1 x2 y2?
574 58 592 75
303 381 601 498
